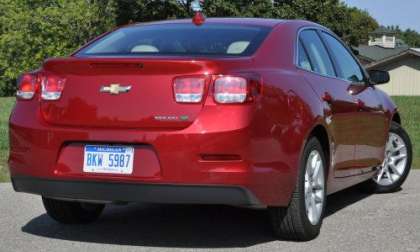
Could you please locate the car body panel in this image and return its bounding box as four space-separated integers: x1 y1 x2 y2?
9 18 398 206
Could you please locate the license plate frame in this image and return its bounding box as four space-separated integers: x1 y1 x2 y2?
83 145 134 174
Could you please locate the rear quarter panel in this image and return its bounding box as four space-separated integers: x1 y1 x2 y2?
248 22 328 203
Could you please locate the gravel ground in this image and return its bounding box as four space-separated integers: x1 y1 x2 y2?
1 171 419 252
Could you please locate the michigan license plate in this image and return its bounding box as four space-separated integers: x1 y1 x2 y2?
83 145 134 174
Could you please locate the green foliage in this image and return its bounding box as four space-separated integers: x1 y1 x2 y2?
272 0 378 46
387 26 420 47
0 0 117 96
0 0 380 96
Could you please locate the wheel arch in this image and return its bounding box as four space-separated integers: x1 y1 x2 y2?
307 124 331 179
392 112 401 125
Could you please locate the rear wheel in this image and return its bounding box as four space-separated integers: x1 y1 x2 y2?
269 137 326 241
364 122 412 193
42 197 105 224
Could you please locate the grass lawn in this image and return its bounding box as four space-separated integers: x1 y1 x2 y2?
392 97 420 168
0 97 15 182
0 96 419 182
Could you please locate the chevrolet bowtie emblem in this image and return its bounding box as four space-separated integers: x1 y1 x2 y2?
100 84 132 95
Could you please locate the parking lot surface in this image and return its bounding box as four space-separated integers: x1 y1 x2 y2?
1 172 420 252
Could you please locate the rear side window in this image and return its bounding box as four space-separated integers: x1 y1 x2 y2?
299 30 335 77
298 40 313 71
321 32 364 82
77 23 272 57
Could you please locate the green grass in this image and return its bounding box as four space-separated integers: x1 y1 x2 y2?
0 97 15 182
0 96 418 182
392 97 420 168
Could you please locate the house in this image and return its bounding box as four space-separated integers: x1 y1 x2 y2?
356 27 420 96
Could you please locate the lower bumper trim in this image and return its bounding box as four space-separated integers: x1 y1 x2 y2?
11 176 261 206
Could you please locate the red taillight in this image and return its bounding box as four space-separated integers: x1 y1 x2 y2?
214 76 248 104
16 74 38 100
173 77 206 103
41 74 65 100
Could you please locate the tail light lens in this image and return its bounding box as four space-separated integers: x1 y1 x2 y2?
41 74 65 100
173 77 205 103
214 76 248 103
16 74 38 100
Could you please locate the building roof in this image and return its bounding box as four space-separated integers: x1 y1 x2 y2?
356 44 409 62
369 26 397 35
366 49 420 69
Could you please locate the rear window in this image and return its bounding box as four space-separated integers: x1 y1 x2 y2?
77 23 272 57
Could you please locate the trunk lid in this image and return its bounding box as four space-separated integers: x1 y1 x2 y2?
40 57 221 129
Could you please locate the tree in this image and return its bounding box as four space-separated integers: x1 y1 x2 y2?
387 26 420 47
272 0 378 46
0 0 380 96
0 0 117 96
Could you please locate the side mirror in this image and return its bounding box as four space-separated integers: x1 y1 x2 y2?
368 70 390 85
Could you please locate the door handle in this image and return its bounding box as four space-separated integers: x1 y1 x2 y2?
322 92 333 104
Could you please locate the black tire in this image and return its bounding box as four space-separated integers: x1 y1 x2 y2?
42 197 105 224
269 137 327 241
362 122 412 193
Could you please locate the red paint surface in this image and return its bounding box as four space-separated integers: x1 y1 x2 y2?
9 19 397 206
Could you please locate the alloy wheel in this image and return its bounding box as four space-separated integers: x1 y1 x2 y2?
374 132 408 186
304 150 325 225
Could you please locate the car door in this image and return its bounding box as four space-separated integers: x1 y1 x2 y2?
320 31 388 169
297 29 360 176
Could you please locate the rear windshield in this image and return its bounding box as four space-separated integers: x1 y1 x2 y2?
76 23 272 57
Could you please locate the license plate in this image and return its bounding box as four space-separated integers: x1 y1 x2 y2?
83 145 134 174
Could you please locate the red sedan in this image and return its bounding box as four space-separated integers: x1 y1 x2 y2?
9 18 412 240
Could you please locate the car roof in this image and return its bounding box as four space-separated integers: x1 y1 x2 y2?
130 18 319 28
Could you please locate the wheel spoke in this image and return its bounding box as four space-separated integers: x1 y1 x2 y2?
374 132 409 186
392 153 407 162
314 194 323 204
392 145 405 153
386 170 393 183
388 163 401 176
376 167 385 182
313 183 323 190
304 149 325 226
312 160 321 180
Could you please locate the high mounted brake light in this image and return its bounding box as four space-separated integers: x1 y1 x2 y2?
192 11 205 26
191 0 205 26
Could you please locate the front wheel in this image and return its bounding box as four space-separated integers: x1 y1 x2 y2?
269 137 327 241
366 122 412 193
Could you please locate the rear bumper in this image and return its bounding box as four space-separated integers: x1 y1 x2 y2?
8 100 302 206
12 176 261 206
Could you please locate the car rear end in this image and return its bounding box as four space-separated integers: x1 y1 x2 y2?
9 20 292 207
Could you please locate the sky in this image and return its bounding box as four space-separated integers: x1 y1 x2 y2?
343 0 420 32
